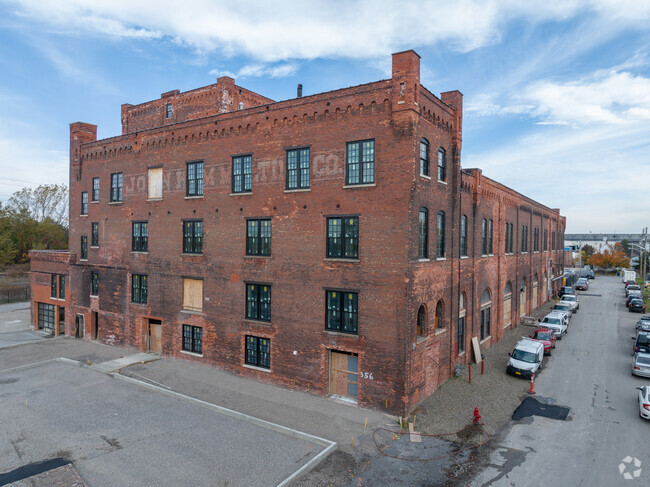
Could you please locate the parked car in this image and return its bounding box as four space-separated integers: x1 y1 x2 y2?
558 286 574 298
637 386 650 420
507 339 544 378
626 291 643 307
630 298 647 313
634 331 650 354
552 302 573 319
529 328 556 355
575 278 589 291
584 269 595 279
540 314 568 339
560 294 580 312
636 316 650 331
625 280 637 289
632 353 650 378
626 285 641 296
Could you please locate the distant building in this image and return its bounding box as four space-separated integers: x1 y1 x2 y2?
565 233 647 253
30 50 567 415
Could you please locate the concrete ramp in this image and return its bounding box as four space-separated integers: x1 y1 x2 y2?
89 352 160 373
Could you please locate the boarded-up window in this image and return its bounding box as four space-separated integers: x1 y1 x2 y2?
148 167 163 199
182 278 203 312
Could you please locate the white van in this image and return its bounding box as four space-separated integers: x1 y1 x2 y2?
506 338 544 378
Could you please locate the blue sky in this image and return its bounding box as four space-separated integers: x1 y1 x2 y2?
1 0 649 233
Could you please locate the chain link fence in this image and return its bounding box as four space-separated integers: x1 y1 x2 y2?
0 283 31 304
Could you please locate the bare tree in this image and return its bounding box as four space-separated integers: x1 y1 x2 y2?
7 184 68 227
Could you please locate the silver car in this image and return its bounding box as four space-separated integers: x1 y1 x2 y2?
636 317 650 332
552 303 572 322
560 294 579 312
539 314 568 339
632 353 650 378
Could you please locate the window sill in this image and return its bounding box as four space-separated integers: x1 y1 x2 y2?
230 192 252 196
109 201 123 205
80 214 88 218
90 294 98 298
435 328 446 336
284 188 311 193
181 309 205 316
437 180 448 185
243 319 272 326
243 364 271 373
181 253 203 256
419 174 431 180
460 256 469 259
324 330 359 337
180 350 203 358
244 255 271 259
503 322 512 329
131 251 148 255
436 257 446 261
418 258 430 262
147 198 163 202
416 335 429 344
480 336 491 345
342 183 375 189
185 195 204 199
79 259 88 262
91 201 99 204
324 258 360 263
131 301 148 306
90 246 99 249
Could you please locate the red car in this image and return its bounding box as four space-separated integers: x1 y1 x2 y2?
529 328 557 355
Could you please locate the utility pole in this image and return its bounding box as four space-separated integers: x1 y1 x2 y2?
642 227 648 283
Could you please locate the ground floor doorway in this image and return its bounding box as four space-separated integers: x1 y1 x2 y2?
148 319 162 353
329 351 358 400
92 311 99 340
58 306 65 335
75 314 84 338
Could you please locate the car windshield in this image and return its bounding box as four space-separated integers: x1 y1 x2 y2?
636 356 650 366
512 349 537 363
561 296 576 303
554 304 570 310
534 332 551 340
543 317 560 325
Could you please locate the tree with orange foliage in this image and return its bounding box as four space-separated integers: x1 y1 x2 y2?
587 243 630 269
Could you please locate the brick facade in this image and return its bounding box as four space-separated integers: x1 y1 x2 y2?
31 50 566 415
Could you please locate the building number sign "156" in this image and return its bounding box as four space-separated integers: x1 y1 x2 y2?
359 371 374 380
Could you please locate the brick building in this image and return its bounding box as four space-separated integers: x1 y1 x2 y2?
30 50 566 414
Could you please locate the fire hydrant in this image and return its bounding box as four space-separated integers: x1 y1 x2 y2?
473 407 481 424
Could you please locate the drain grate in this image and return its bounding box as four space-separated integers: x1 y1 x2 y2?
512 397 570 421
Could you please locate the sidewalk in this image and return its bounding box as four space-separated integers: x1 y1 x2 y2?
414 299 559 438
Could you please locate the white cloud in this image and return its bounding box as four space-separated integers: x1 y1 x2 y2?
209 62 298 79
5 0 650 61
463 121 650 232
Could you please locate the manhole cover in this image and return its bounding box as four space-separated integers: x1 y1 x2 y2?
512 397 570 421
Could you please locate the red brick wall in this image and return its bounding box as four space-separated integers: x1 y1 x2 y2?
57 50 566 415
29 251 72 334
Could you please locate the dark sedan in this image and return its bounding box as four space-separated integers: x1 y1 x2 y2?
630 298 647 313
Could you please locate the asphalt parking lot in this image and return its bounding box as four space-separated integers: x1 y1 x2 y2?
0 361 332 487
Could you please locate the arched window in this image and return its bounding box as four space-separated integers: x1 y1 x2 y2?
238 102 244 110
420 138 430 177
435 300 444 329
504 282 512 327
458 292 466 354
460 215 468 256
480 289 491 340
437 148 446 181
481 219 487 255
437 211 445 258
533 273 539 310
418 208 428 259
417 304 427 337
519 278 527 317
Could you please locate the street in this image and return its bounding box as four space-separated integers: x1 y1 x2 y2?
471 275 650 486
